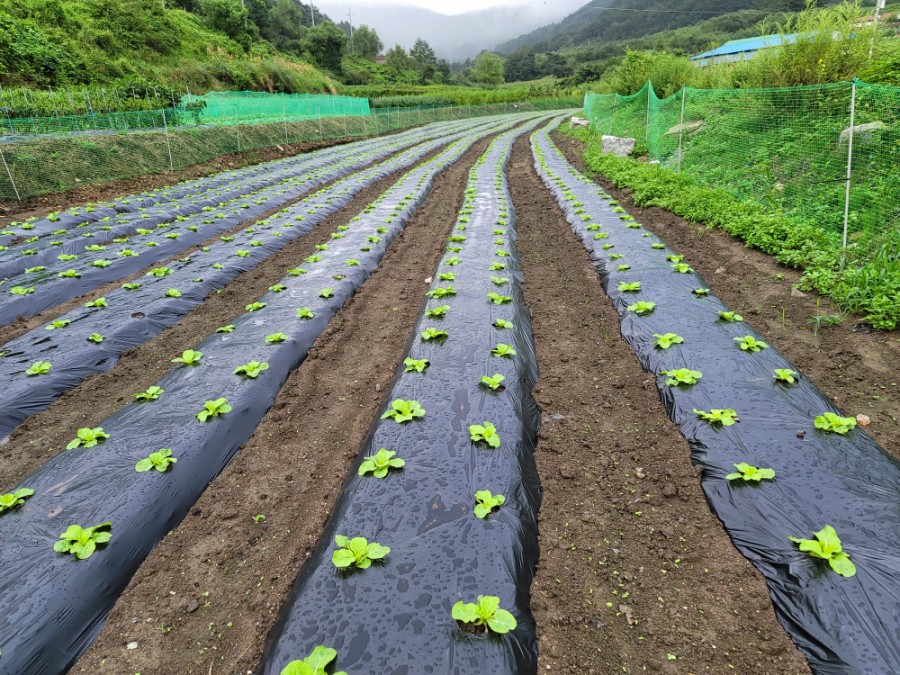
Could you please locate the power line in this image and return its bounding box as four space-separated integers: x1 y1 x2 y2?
577 3 726 14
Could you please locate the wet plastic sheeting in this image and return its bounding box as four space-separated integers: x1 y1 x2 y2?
261 118 547 675
0 114 537 675
0 120 491 325
531 122 900 674
0 119 518 440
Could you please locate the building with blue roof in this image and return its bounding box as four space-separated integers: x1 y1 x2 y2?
691 34 799 66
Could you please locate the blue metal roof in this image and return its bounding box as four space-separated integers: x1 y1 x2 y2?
691 33 798 61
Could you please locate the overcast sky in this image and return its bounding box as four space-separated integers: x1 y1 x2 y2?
314 0 585 58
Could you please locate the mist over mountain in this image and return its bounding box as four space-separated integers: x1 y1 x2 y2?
313 0 586 60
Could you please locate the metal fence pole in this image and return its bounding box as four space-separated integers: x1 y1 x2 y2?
842 80 857 251
0 146 21 201
677 87 686 174
282 97 289 144
161 108 175 171
645 82 651 144
609 96 617 136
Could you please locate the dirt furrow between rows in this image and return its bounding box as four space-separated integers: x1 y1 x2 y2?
71 135 493 675
0 140 453 490
508 136 811 674
550 131 899 454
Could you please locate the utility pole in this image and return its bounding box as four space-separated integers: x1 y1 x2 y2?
347 10 354 54
310 2 316 27
870 0 885 58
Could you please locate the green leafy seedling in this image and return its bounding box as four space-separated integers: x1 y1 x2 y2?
165 288 182 298
147 266 172 277
490 276 509 286
425 305 450 318
653 333 684 349
172 349 202 366
694 408 739 426
122 282 141 290
11 286 36 295
726 463 775 482
469 422 501 448
266 333 289 343
651 243 665 250
234 361 269 378
488 262 505 270
421 328 448 342
269 284 287 293
693 288 711 297
452 596 517 635
492 343 516 358
358 448 405 478
618 281 641 292
666 255 684 263
718 311 743 322
318 288 334 299
246 301 267 311
332 535 390 569
136 448 177 473
494 319 513 329
474 490 505 519
0 488 35 515
216 324 236 333
196 398 231 422
627 301 656 316
487 292 512 305
661 368 702 387
736 335 768 352
427 286 456 299
617 264 631 271
134 385 164 402
84 297 108 308
296 307 315 319
280 645 348 675
46 319 70 330
381 399 425 423
54 522 111 560
672 263 693 274
287 267 306 276
774 368 799 384
404 357 429 373
25 361 52 376
480 374 505 391
789 525 856 577
814 412 857 435
66 427 109 449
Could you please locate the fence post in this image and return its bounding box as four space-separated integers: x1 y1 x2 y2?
645 81 651 144
0 145 21 202
161 108 175 172
282 97 289 144
608 96 617 136
236 121 242 153
677 87 686 174
842 80 857 252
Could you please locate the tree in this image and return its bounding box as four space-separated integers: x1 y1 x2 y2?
199 0 251 43
301 21 347 72
541 52 572 78
409 38 437 68
385 45 415 72
265 0 307 54
472 51 505 86
351 25 382 59
504 47 538 82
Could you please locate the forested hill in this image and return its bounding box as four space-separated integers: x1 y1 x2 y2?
496 0 821 54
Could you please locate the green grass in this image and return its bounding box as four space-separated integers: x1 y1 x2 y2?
564 126 900 330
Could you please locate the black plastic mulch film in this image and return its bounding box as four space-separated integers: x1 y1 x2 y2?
0 120 488 326
0 117 508 440
531 121 900 675
260 116 549 675
0 113 544 675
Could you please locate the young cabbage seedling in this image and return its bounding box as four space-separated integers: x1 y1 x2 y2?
266 333 289 344
46 319 70 330
10 286 36 295
381 399 425 423
813 412 857 435
25 361 52 376
726 463 775 482
490 276 509 286
66 427 110 449
427 286 456 299
789 525 856 577
404 357 429 373
480 373 505 391
617 264 631 271
165 288 182 298
488 262 505 271
54 522 111 560
773 368 799 384
667 255 684 263
234 361 269 379
452 596 517 635
469 422 501 448
425 305 450 318
358 448 405 478
172 349 203 366
287 267 306 276
135 448 177 473
653 333 684 349
487 292 512 305
84 297 108 308
216 324 236 333
693 408 739 426
280 645 348 675
618 281 641 292
693 288 711 297
491 343 516 358
627 301 656 316
661 368 702 387
421 328 448 342
269 284 287 293
735 335 768 352
718 311 743 322
672 263 693 274
439 272 456 281
294 307 315 320
134 385 164 402
196 398 231 422
0 488 35 515
332 535 390 569
494 319 514 329
651 243 665 250
147 267 172 277
474 490 505 519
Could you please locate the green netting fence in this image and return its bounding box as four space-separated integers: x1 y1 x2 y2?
0 96 575 201
584 80 899 257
